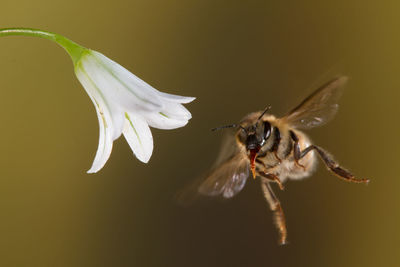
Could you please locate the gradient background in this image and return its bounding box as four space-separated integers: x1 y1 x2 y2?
0 0 398 266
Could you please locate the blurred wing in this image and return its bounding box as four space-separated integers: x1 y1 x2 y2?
213 129 240 167
282 76 348 129
175 130 248 205
198 153 250 199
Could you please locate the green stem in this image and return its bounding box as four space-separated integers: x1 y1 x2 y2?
0 28 87 65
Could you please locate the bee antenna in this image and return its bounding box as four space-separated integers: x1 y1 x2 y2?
211 124 247 133
257 106 272 122
211 124 237 131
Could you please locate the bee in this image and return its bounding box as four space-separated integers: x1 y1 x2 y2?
193 76 369 245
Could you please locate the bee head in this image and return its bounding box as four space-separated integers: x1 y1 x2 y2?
211 107 272 179
211 107 272 151
242 120 271 178
243 121 271 151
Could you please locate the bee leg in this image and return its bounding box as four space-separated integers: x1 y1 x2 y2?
259 171 284 190
300 145 370 184
290 131 306 170
260 178 287 245
273 151 282 164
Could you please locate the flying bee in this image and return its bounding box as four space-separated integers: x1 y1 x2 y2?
193 76 369 245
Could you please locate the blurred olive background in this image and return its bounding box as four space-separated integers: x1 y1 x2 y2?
0 0 398 266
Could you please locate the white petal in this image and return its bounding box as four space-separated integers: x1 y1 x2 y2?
82 51 163 111
143 112 190 130
141 99 193 129
123 112 153 163
86 104 114 173
75 65 125 140
75 67 125 173
161 102 192 120
91 50 196 106
158 92 196 104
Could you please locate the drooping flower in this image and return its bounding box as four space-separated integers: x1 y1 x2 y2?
75 50 195 172
0 28 195 173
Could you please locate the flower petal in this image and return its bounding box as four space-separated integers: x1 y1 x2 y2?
143 111 190 130
158 92 196 104
81 51 164 112
161 102 192 120
141 97 193 129
86 103 114 173
123 112 153 163
76 67 125 173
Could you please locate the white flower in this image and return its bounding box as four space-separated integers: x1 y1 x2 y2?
75 50 195 173
0 28 194 173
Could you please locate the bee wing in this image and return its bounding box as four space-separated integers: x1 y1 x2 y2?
175 130 248 205
282 76 348 129
213 130 239 167
198 153 250 199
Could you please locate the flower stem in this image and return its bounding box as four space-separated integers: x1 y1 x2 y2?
0 28 86 65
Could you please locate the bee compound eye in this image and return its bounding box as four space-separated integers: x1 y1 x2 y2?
237 128 247 143
264 121 271 139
